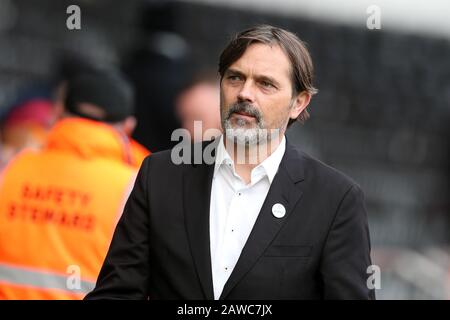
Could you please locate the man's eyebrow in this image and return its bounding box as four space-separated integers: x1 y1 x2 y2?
225 68 244 76
226 69 281 87
256 75 279 85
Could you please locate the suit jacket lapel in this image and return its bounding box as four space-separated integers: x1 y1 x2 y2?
183 141 217 300
219 142 305 299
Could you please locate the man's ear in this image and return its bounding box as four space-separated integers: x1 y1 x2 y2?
121 116 137 137
290 91 311 120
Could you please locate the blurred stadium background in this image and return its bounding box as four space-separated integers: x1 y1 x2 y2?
0 0 448 299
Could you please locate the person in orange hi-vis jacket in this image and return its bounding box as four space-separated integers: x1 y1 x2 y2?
0 70 150 299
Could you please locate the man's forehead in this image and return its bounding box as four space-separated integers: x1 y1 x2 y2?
227 43 291 79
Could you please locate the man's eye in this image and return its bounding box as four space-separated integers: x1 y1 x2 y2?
260 81 274 88
228 75 241 81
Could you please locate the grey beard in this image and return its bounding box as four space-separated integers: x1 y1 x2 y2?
222 102 266 146
221 101 288 147
223 122 268 146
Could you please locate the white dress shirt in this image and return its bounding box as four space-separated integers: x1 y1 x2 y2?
209 134 286 299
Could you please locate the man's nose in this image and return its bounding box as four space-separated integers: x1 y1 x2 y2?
237 80 256 103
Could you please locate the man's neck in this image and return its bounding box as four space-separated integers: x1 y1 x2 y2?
223 134 283 184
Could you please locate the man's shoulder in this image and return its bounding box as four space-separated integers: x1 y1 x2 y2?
288 143 361 192
143 148 173 163
140 148 174 174
141 139 216 171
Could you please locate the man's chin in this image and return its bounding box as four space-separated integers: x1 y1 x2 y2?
224 127 262 145
228 125 258 132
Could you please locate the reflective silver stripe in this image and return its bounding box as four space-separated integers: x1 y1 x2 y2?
0 263 95 294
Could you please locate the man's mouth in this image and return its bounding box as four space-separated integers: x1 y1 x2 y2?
233 111 256 119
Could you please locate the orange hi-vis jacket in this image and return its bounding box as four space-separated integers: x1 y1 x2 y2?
0 118 150 299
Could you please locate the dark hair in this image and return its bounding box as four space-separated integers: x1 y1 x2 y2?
65 70 134 123
218 25 318 125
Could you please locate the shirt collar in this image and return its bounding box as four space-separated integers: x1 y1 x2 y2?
213 134 286 184
213 135 233 176
259 135 286 183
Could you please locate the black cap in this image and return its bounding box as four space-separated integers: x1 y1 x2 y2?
65 70 134 123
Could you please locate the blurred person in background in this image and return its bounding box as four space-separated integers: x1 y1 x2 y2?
49 53 150 169
0 98 55 171
0 53 104 172
0 70 150 299
175 71 222 142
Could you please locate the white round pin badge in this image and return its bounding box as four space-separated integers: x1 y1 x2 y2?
272 203 286 218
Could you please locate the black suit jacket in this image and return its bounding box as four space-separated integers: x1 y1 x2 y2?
85 139 375 300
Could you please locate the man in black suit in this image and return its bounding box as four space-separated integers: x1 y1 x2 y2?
85 25 375 300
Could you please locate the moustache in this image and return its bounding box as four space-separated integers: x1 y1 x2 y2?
227 102 262 123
